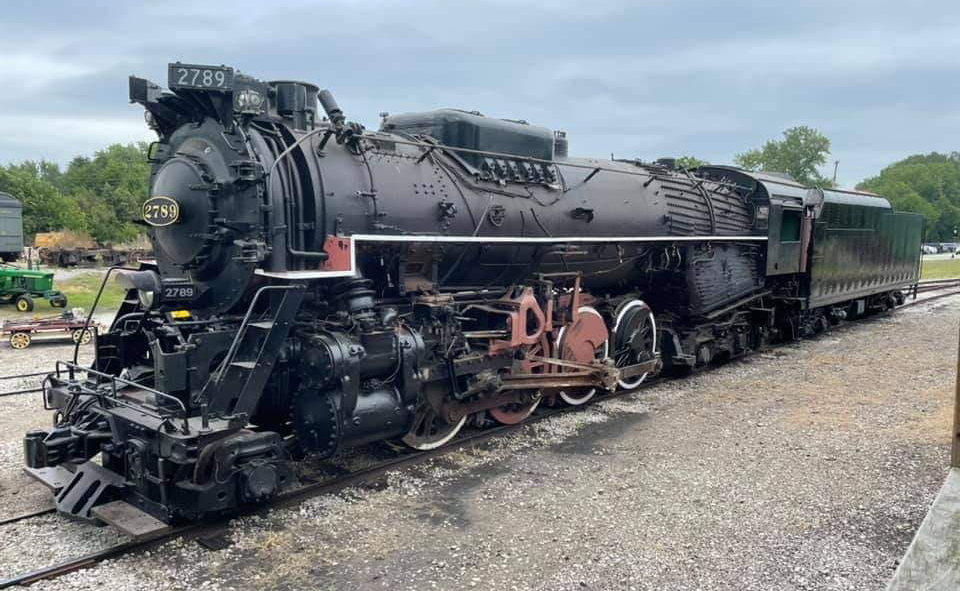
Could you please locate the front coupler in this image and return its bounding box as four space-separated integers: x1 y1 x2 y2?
23 364 291 524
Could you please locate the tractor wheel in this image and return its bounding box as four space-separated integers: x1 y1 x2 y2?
50 295 67 308
71 328 93 345
9 332 31 349
15 295 34 312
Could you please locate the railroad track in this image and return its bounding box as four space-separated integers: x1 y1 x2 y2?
0 506 54 527
2 284 960 587
906 290 960 306
907 279 960 304
913 278 960 294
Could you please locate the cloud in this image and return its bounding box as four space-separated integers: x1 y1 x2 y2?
0 114 153 165
0 55 94 90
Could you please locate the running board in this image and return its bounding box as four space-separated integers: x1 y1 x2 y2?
91 500 170 539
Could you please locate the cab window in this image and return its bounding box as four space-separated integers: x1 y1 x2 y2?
781 209 801 242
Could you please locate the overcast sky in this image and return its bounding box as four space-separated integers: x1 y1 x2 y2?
1 0 957 187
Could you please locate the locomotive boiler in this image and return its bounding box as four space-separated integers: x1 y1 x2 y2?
21 63 922 530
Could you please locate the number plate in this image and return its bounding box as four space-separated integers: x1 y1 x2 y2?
142 196 180 227
163 284 196 301
168 63 234 91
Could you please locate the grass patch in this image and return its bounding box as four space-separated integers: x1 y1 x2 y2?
56 272 126 312
922 258 960 280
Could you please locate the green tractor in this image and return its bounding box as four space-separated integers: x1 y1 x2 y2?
0 265 67 311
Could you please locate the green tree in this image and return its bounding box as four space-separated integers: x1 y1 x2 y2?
0 143 151 245
858 152 960 241
0 163 74 239
675 156 708 170
61 143 150 243
735 126 834 187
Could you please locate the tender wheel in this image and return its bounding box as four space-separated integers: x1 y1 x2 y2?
556 306 609 406
71 328 93 345
401 403 467 450
15 295 33 312
611 299 657 390
9 332 31 349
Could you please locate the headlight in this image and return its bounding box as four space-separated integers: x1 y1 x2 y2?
137 289 155 309
116 270 161 310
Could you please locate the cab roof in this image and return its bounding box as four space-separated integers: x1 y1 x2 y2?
695 165 807 202
696 166 891 209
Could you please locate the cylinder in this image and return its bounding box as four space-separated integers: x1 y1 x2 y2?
338 386 410 448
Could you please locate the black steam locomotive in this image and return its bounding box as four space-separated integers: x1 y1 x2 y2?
22 63 923 530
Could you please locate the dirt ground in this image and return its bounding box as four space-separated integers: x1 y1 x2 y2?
0 296 956 591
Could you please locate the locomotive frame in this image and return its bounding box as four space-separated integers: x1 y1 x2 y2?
20 63 923 532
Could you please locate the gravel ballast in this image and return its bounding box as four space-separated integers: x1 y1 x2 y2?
0 296 956 590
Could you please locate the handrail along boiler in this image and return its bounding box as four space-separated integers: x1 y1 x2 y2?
21 63 923 527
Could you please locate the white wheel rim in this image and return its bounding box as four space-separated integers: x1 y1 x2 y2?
613 300 657 390
557 306 608 405
559 386 596 406
401 414 467 451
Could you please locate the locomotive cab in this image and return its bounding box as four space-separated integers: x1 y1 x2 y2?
696 165 811 277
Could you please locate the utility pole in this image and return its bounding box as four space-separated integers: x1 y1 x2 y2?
832 160 839 185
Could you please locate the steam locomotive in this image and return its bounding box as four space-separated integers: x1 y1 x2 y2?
22 63 923 530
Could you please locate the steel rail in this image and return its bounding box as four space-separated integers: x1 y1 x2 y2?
0 387 43 397
915 280 960 294
0 370 57 380
903 288 960 308
0 507 55 527
0 370 59 397
917 278 960 285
